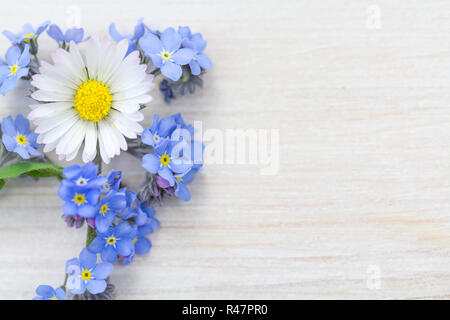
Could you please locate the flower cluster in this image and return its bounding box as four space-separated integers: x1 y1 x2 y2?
0 19 211 102
0 21 50 95
36 248 116 299
0 19 210 300
44 162 160 298
110 21 212 103
58 163 158 235
0 21 91 95
140 113 204 203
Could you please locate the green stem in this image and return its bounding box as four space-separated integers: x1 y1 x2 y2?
85 151 102 247
60 273 68 291
150 68 161 76
93 151 102 174
33 54 40 67
126 148 141 158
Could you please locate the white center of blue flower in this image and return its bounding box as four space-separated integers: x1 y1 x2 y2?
153 133 161 143
103 183 111 191
75 177 88 186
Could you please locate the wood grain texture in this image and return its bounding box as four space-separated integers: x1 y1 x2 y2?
1 0 450 299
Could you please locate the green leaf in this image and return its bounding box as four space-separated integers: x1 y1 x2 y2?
0 179 4 190
86 225 97 247
25 167 63 178
0 162 63 180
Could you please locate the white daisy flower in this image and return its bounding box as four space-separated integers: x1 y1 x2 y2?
28 37 154 164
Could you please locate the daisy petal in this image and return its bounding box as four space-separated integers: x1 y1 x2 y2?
82 122 97 163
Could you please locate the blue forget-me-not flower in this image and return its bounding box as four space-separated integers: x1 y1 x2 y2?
139 27 194 81
1 114 41 159
101 170 122 193
47 24 90 44
2 21 50 44
93 190 127 233
88 221 135 263
0 45 30 95
178 26 212 75
120 221 159 265
141 114 177 148
61 163 107 190
66 248 113 295
58 182 101 218
109 19 146 56
142 139 193 187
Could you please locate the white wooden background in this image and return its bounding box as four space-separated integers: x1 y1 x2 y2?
1 0 450 299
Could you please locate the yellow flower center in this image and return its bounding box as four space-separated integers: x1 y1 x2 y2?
50 296 58 300
161 51 172 61
100 204 108 215
176 177 182 182
73 194 86 205
24 33 34 43
10 64 18 75
16 135 27 145
81 269 92 281
160 154 170 166
106 236 117 245
74 80 112 122
132 237 137 244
